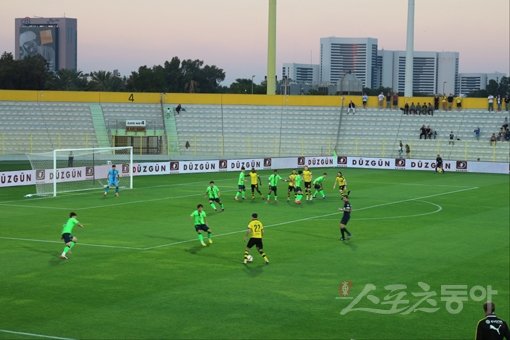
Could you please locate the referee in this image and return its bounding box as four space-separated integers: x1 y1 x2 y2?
475 302 509 340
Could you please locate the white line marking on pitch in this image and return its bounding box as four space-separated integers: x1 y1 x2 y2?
0 187 237 211
315 200 442 221
143 187 476 250
0 186 477 251
0 329 75 340
0 236 144 250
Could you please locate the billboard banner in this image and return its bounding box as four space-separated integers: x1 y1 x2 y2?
169 160 219 174
19 26 58 71
1 158 508 188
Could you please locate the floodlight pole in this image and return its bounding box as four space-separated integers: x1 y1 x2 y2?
267 0 277 95
404 0 415 98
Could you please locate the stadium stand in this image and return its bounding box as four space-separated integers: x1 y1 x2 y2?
0 93 508 162
0 101 98 153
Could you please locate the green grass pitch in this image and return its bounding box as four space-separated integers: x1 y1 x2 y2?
0 168 508 340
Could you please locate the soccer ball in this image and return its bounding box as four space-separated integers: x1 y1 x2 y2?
295 200 302 205
246 255 254 262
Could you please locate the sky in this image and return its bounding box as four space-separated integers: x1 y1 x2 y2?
1 0 509 85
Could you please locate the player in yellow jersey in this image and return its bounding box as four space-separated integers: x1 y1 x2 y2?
302 166 313 200
333 171 350 197
248 168 263 200
243 213 269 265
285 170 297 201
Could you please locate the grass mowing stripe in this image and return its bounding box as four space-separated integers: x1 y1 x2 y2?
0 187 476 251
315 200 443 221
0 178 233 204
0 329 75 340
144 188 475 250
0 188 238 211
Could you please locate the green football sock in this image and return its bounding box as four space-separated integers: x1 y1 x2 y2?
63 241 75 254
235 192 240 199
241 191 245 198
198 234 204 243
296 194 303 201
207 232 212 239
320 190 325 197
267 194 271 200
210 203 216 210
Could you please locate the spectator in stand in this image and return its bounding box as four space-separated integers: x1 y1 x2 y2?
403 102 410 115
490 133 497 145
378 92 385 109
362 93 368 109
392 93 399 110
405 144 411 158
455 96 462 111
410 102 416 114
425 125 432 139
447 94 454 111
503 117 508 130
488 94 495 112
416 102 421 115
421 103 427 115
432 129 437 139
474 127 481 140
433 95 440 111
449 131 455 145
504 95 510 111
175 104 186 114
498 127 505 141
419 125 427 139
440 95 447 110
347 100 356 114
427 103 434 115
398 140 404 158
386 92 392 109
496 95 502 111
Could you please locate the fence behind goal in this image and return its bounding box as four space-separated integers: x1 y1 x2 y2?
26 147 133 197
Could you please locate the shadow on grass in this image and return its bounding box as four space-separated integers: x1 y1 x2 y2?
341 239 358 251
242 263 265 277
185 244 206 255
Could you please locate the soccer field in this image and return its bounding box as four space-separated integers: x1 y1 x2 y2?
0 168 508 340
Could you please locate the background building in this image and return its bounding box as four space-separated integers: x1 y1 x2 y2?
459 72 507 95
282 63 319 84
320 37 378 88
15 17 77 72
377 50 459 95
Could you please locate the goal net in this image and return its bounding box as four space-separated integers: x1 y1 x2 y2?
26 147 133 197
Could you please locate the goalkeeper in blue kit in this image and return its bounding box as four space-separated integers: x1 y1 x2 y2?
104 164 120 197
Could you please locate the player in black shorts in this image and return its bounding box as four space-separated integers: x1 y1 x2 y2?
338 196 352 241
435 154 444 174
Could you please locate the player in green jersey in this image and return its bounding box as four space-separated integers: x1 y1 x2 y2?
206 181 224 212
266 170 282 201
190 204 213 246
312 173 327 199
294 170 304 204
60 212 84 260
234 166 246 201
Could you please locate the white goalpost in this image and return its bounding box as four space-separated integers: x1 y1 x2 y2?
26 146 133 197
